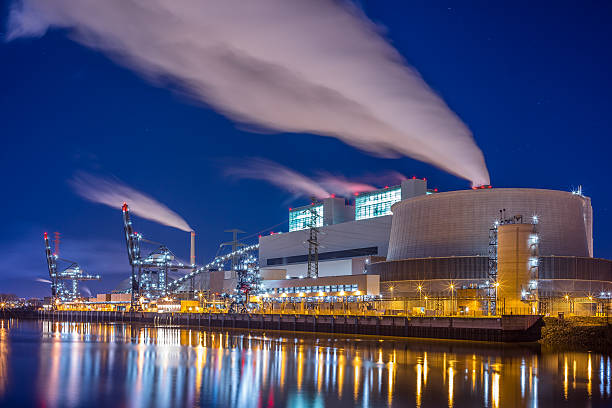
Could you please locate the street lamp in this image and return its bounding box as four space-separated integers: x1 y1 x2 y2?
493 282 500 316
417 285 423 306
449 284 455 316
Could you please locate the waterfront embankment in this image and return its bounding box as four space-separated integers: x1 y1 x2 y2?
540 316 612 352
0 309 543 343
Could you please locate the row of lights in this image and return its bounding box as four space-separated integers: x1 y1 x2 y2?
171 244 259 288
263 290 363 298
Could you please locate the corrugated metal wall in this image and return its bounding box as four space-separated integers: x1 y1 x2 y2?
370 256 612 283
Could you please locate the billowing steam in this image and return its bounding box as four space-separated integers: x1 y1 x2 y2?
35 278 52 284
317 174 376 197
226 159 399 198
6 0 490 186
70 172 192 232
225 159 329 199
80 285 92 297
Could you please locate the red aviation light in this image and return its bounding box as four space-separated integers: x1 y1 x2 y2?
384 186 389 189
354 192 359 196
289 207 292 211
434 188 438 192
44 232 48 239
412 176 416 180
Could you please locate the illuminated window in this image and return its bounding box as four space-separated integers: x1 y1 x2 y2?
355 187 401 220
289 204 323 232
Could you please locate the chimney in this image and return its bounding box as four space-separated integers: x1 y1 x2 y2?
190 231 196 266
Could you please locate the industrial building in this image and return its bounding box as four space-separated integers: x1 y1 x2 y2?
258 181 612 316
260 178 430 278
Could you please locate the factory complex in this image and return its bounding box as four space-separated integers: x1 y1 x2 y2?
42 177 611 318
256 179 610 316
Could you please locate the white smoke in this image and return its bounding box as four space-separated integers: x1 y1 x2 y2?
225 159 329 199
35 278 52 284
317 174 376 196
69 172 192 232
226 159 407 198
6 0 490 186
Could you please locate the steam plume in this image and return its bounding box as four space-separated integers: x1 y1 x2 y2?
225 159 329 199
6 0 490 186
226 159 405 198
70 172 192 232
317 174 376 196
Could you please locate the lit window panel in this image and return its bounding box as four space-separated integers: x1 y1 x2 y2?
289 205 323 232
355 187 401 220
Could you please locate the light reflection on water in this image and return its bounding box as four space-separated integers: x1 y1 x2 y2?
0 319 611 407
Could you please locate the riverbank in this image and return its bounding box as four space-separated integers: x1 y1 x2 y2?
540 316 612 352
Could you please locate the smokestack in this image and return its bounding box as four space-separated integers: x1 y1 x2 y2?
54 231 60 256
190 231 196 266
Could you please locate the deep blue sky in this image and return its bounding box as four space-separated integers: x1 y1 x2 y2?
1 1 611 297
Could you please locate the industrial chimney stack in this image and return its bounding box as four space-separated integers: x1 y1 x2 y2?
190 231 196 266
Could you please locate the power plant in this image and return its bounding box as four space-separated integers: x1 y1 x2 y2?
43 180 612 316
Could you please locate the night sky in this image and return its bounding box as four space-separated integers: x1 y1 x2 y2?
1 1 611 298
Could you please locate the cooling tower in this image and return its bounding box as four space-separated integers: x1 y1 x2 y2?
387 188 592 260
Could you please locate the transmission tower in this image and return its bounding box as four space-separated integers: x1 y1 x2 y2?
306 197 321 279
221 229 246 270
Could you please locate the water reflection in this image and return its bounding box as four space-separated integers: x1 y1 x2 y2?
0 320 11 398
0 320 611 407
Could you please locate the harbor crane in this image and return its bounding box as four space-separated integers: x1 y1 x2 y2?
122 203 196 307
44 232 100 305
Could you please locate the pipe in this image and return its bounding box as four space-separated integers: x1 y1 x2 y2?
190 231 196 266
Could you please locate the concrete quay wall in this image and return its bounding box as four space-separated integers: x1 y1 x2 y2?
0 310 543 343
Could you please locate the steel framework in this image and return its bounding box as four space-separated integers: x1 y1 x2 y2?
44 232 100 304
306 197 321 279
121 203 195 307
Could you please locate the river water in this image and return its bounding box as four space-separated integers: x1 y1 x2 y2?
0 319 610 407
